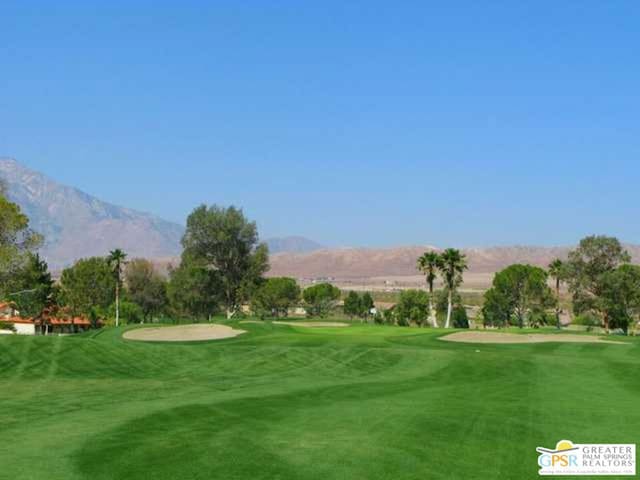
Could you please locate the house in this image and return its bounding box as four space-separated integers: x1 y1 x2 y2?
0 302 36 335
0 302 96 335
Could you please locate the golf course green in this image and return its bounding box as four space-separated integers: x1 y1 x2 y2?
1 322 638 479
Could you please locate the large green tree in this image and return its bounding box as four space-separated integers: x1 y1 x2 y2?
167 261 222 321
417 251 441 327
182 205 269 318
565 235 630 331
343 291 361 320
360 292 375 321
251 277 300 318
0 191 42 295
599 264 640 334
7 253 54 319
108 249 127 327
481 288 510 328
438 248 468 328
303 283 340 318
482 264 554 328
60 257 116 317
125 259 168 322
395 289 429 327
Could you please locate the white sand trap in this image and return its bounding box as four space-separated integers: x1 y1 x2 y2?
273 321 349 328
440 331 624 345
123 324 246 342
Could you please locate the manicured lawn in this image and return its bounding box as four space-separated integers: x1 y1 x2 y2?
0 322 638 479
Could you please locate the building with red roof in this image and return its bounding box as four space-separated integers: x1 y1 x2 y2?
0 302 98 335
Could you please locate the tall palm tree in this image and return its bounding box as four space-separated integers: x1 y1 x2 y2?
438 248 468 328
548 258 565 329
108 249 127 327
417 251 441 327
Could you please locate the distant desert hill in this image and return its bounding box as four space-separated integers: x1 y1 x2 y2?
269 244 640 282
4 158 638 286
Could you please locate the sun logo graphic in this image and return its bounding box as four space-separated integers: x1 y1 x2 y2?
537 440 636 476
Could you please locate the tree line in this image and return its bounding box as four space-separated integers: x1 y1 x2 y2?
2 184 639 333
481 235 640 334
367 248 470 328
0 196 355 325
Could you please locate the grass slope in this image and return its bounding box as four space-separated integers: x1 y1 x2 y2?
0 323 639 480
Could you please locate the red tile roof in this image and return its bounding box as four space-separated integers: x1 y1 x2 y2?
48 317 92 326
1 316 93 326
3 317 34 325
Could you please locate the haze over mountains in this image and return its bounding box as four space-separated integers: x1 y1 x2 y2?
0 158 185 268
2 158 639 282
0 158 324 267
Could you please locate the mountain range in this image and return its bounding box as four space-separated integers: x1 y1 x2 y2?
0 158 324 268
2 158 638 282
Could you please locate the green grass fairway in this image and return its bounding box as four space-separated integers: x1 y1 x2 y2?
1 323 638 479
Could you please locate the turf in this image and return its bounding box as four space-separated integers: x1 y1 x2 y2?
0 322 638 480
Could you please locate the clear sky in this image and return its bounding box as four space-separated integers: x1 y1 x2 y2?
2 1 640 247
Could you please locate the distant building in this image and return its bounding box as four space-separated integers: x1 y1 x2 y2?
0 302 96 335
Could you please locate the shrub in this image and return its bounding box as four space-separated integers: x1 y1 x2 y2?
573 313 601 332
452 305 469 328
303 283 340 318
395 290 429 326
0 321 16 333
107 301 144 325
251 277 300 319
383 307 396 325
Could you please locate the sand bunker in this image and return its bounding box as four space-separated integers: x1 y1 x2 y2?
123 324 246 342
440 331 624 345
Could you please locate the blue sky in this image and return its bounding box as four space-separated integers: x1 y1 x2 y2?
2 1 640 247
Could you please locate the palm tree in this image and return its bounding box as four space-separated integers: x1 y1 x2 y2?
548 258 565 329
417 251 441 327
438 248 468 328
108 249 127 327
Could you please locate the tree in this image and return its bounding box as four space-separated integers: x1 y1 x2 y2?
394 289 429 326
360 292 375 321
417 251 441 327
181 205 269 319
108 249 127 327
565 235 631 332
343 291 361 319
481 288 509 327
599 264 640 334
482 264 554 328
303 283 340 318
0 192 42 293
167 261 221 321
6 253 53 318
451 305 469 328
547 258 566 329
438 248 468 328
60 257 115 317
436 289 466 327
108 300 144 325
251 277 300 318
125 259 168 322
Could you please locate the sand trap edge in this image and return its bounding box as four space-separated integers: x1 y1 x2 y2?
123 324 246 342
439 331 625 345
